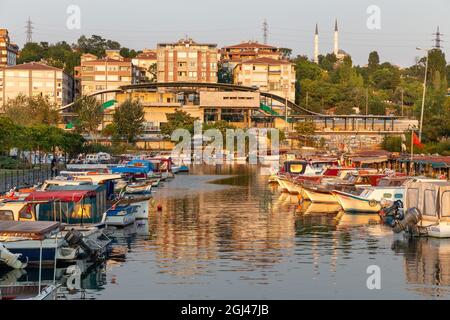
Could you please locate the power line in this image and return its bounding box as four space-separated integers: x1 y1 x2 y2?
25 17 33 43
263 19 268 44
433 26 444 49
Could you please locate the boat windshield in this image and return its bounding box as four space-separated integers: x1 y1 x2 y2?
359 189 373 198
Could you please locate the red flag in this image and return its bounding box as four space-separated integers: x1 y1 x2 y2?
412 132 424 148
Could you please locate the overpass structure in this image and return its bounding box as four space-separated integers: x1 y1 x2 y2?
60 81 415 135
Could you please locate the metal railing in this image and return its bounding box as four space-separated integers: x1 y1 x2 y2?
0 167 53 194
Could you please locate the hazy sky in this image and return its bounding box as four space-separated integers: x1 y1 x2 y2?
1 0 448 66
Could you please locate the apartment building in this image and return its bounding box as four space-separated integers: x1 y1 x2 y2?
132 49 157 83
221 41 281 65
0 29 19 68
74 50 136 100
233 57 296 102
156 38 218 83
0 62 74 107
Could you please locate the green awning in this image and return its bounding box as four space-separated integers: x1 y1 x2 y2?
102 100 117 110
65 122 74 129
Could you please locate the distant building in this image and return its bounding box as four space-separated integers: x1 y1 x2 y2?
221 41 282 69
132 49 157 83
74 50 137 100
233 57 296 103
0 29 19 68
0 62 74 108
156 38 218 83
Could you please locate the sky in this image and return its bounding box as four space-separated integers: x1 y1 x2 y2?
0 0 449 67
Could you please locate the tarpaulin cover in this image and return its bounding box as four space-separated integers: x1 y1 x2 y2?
26 190 94 202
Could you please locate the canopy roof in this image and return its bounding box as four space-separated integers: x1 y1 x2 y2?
26 190 95 202
0 221 62 240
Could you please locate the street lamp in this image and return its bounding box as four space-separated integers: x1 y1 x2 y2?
416 47 430 142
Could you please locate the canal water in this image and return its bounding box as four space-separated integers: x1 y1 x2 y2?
4 165 450 299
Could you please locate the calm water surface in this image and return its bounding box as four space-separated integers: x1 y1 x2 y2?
6 165 450 299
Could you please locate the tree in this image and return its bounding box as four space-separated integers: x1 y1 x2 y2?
3 95 60 126
372 67 400 90
294 122 316 146
218 62 232 84
113 99 145 144
160 109 199 136
294 55 323 81
280 48 293 60
73 96 104 141
368 51 380 73
382 136 403 152
147 63 157 82
75 35 121 57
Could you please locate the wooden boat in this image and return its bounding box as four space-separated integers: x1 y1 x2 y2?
331 175 410 213
333 185 405 213
105 204 137 227
125 182 152 195
0 221 63 265
393 180 450 238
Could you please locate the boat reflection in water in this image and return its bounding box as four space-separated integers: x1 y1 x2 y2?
297 201 341 215
392 238 450 298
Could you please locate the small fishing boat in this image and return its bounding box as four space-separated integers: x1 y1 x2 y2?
118 196 152 220
332 176 411 213
125 182 152 195
333 185 405 213
388 180 450 238
105 204 137 227
25 190 112 262
178 165 190 173
0 221 63 265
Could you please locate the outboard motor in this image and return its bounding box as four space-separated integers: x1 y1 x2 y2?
392 207 422 234
379 200 404 227
64 229 96 258
64 229 109 262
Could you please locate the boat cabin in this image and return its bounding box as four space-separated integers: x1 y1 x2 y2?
405 181 450 223
25 188 107 225
0 201 40 222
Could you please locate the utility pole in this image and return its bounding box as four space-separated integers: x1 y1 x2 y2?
416 47 430 142
25 17 33 43
263 19 268 44
365 88 369 115
401 88 404 117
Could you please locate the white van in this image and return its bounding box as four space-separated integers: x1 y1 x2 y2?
85 154 99 164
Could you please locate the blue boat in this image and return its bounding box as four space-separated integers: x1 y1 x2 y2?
105 204 137 227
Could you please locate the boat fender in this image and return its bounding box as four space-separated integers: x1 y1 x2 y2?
0 243 28 269
369 200 378 207
392 207 422 234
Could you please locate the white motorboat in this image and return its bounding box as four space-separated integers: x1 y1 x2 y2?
105 204 137 227
333 186 405 213
125 182 152 195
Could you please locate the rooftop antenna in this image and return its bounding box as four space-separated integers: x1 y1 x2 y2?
433 26 444 49
25 17 33 43
263 19 268 44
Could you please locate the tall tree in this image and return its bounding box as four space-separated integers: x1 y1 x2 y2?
73 96 104 141
3 95 60 126
368 51 380 72
113 99 145 144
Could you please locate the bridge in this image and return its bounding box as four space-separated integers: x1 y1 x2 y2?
60 81 416 134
